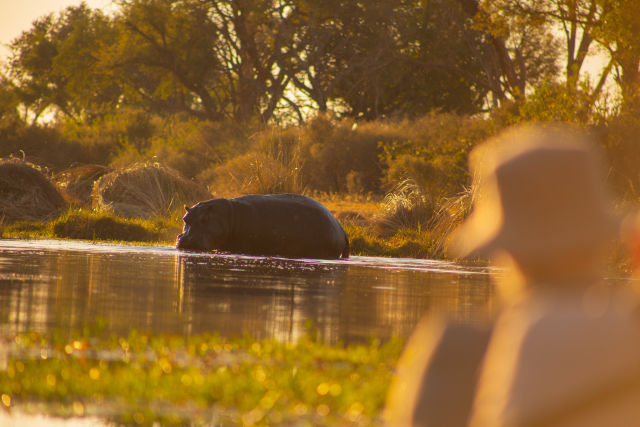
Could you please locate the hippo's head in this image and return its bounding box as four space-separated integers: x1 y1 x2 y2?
176 199 232 251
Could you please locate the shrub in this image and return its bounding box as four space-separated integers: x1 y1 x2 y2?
59 107 158 166
208 114 392 195
381 112 495 199
111 118 250 181
601 112 640 198
92 163 211 219
0 116 94 170
209 127 304 195
297 115 385 193
0 158 67 223
429 187 475 258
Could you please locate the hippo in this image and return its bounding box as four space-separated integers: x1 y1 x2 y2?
176 194 349 259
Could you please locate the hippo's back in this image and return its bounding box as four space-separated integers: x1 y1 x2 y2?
228 194 348 258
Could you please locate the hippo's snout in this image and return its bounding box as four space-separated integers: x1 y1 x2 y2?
176 232 209 251
176 232 188 249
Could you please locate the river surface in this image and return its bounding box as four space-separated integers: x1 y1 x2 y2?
0 239 496 344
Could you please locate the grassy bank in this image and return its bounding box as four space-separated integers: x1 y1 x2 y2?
0 328 404 425
1 201 633 273
1 209 181 246
1 195 449 259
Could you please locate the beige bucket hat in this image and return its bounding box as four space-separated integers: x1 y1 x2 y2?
448 123 621 259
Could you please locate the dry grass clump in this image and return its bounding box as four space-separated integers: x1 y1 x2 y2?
92 163 212 219
55 164 110 206
0 159 67 223
428 186 475 257
375 180 435 236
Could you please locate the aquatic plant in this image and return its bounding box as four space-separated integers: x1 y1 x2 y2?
51 209 167 242
0 328 404 425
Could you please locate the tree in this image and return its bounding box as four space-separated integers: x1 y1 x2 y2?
591 0 640 111
484 0 613 112
280 0 488 119
112 0 302 123
0 74 20 121
468 0 561 106
109 0 226 120
8 3 119 122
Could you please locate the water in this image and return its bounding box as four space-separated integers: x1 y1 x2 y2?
0 239 495 344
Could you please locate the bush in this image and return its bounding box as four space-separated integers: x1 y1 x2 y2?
429 187 475 258
209 127 303 195
0 116 95 170
297 115 385 193
111 117 250 181
208 114 398 195
59 107 158 166
381 112 495 198
601 112 640 198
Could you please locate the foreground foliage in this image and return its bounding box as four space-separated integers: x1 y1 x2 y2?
0 328 404 425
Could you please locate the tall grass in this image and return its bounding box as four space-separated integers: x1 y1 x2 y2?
375 180 434 237
428 186 475 258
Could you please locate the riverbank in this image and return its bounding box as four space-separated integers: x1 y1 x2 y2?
0 197 632 273
0 195 448 259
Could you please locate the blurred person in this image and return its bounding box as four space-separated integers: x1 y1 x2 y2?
385 123 640 427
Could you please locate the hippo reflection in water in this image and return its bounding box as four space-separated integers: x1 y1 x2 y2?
176 194 350 259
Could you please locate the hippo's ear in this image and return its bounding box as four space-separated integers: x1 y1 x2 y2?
184 204 191 212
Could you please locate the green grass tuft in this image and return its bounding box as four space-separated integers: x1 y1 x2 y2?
344 223 435 258
52 210 158 241
2 209 181 244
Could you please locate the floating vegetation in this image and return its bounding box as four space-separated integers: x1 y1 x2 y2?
0 327 404 425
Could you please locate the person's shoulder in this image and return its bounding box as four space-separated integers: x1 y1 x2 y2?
385 317 493 427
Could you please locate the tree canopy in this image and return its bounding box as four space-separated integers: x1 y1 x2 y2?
3 0 637 124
